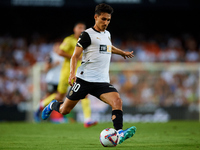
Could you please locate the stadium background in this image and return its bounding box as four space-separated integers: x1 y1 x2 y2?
0 0 200 122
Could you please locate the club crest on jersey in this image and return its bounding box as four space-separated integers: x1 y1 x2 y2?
99 45 111 54
96 37 101 40
69 90 73 96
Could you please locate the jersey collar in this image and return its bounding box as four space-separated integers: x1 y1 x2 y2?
92 27 105 34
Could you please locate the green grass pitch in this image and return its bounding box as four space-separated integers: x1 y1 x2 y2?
0 121 199 150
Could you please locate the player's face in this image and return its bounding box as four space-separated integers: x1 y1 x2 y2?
74 24 86 36
95 13 111 31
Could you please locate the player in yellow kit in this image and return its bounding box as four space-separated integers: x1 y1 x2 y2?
35 22 97 127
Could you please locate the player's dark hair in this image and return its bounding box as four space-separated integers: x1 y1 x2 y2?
74 22 86 28
95 3 114 15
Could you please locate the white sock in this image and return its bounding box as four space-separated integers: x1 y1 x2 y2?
117 129 124 137
50 102 54 110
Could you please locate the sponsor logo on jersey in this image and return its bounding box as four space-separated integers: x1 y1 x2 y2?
99 45 111 54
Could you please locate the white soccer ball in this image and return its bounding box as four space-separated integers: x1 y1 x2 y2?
99 128 119 147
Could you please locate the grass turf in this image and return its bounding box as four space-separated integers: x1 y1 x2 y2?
0 121 199 150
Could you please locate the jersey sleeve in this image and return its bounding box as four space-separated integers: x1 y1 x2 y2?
76 32 91 49
107 31 111 43
59 37 72 52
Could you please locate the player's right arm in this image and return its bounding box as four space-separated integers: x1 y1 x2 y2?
57 49 72 59
68 32 91 86
68 46 83 86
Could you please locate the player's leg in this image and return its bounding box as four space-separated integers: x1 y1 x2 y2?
99 92 123 129
39 79 68 121
56 65 70 101
81 97 91 120
41 67 69 120
45 82 69 122
34 93 57 121
34 84 57 122
56 68 70 101
42 77 89 120
81 96 98 128
42 93 57 106
38 77 67 119
55 98 79 115
90 83 123 129
49 92 65 123
41 84 58 107
41 98 79 120
99 92 136 144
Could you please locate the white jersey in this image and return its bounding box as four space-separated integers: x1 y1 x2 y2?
45 50 64 84
76 27 112 83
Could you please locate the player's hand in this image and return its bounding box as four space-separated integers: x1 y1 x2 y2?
68 73 76 86
122 51 134 59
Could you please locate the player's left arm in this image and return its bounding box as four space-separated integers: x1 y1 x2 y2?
111 45 134 59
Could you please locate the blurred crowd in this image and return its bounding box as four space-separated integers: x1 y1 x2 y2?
112 33 200 62
110 70 198 108
0 33 199 108
0 35 54 105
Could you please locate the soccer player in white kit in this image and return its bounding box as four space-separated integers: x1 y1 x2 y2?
42 3 136 144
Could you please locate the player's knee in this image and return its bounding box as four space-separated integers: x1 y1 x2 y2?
115 98 122 106
60 109 71 115
112 98 122 110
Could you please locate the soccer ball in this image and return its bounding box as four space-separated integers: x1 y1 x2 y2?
99 128 119 147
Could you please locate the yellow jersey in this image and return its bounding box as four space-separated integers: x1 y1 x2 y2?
59 34 78 62
57 34 81 93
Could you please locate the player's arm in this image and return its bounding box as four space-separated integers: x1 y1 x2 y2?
68 46 83 86
44 62 51 73
44 60 60 73
44 55 59 73
68 32 91 86
57 49 72 59
56 38 72 59
111 45 134 59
